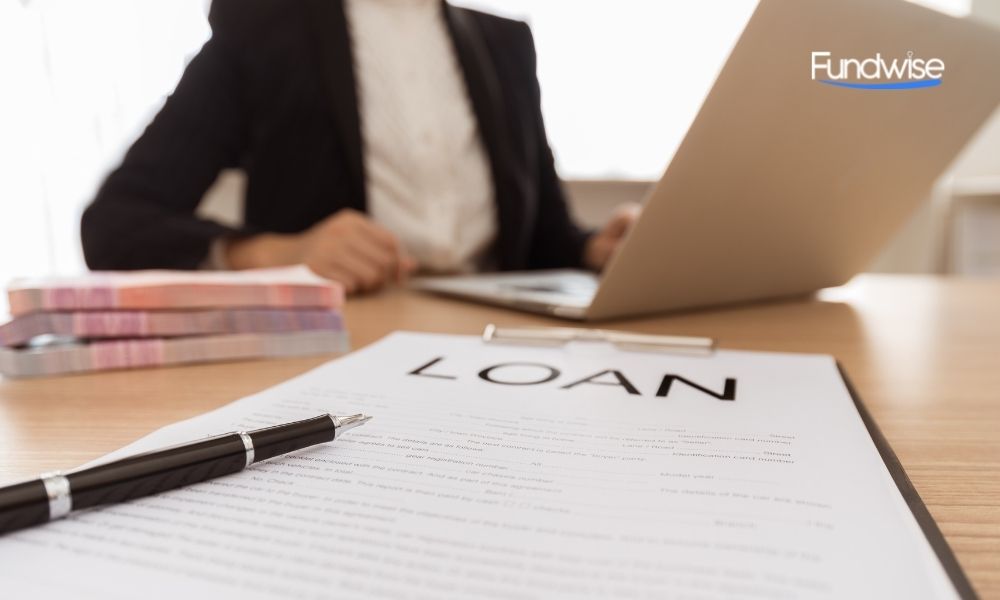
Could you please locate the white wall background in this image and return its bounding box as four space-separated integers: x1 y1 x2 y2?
0 0 992 308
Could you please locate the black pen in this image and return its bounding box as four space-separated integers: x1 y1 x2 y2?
0 413 371 535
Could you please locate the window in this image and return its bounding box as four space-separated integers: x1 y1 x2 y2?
0 0 211 305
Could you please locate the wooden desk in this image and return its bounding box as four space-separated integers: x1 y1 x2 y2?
1 274 998 596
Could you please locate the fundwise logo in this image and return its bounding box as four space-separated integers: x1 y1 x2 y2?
811 50 945 90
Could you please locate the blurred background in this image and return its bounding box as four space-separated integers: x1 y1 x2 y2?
1 0 999 313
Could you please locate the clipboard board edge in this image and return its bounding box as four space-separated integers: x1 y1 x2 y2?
836 362 979 600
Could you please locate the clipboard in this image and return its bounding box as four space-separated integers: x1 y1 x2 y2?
482 324 978 599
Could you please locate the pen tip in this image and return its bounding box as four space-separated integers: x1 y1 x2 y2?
331 413 372 437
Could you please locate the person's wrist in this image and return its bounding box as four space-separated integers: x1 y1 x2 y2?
225 233 300 270
583 234 606 272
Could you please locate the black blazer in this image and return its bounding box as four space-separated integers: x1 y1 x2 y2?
81 0 591 272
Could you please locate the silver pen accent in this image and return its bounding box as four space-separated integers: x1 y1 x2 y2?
329 413 373 439
40 472 72 520
238 431 255 468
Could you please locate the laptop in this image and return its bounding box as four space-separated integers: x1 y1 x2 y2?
413 0 1000 321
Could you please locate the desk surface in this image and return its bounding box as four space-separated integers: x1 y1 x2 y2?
1 274 998 596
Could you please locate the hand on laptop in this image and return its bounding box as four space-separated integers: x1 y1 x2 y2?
226 209 417 294
584 203 641 271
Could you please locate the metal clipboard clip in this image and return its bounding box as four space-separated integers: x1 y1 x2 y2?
482 324 715 356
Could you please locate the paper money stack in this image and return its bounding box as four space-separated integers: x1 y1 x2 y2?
0 266 348 378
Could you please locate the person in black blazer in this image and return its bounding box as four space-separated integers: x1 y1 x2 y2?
80 0 636 293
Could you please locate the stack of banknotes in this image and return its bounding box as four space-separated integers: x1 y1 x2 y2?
0 266 348 377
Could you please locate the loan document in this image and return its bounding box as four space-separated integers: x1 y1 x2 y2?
0 332 958 599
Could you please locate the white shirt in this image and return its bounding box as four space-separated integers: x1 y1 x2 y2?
345 0 497 273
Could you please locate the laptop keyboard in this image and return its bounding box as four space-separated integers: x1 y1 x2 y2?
501 276 599 299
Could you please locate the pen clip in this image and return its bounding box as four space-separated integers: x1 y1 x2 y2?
482 324 715 355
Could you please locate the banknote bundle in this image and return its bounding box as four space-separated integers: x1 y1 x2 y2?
7 266 342 315
1 266 348 378
0 331 348 378
0 308 344 348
